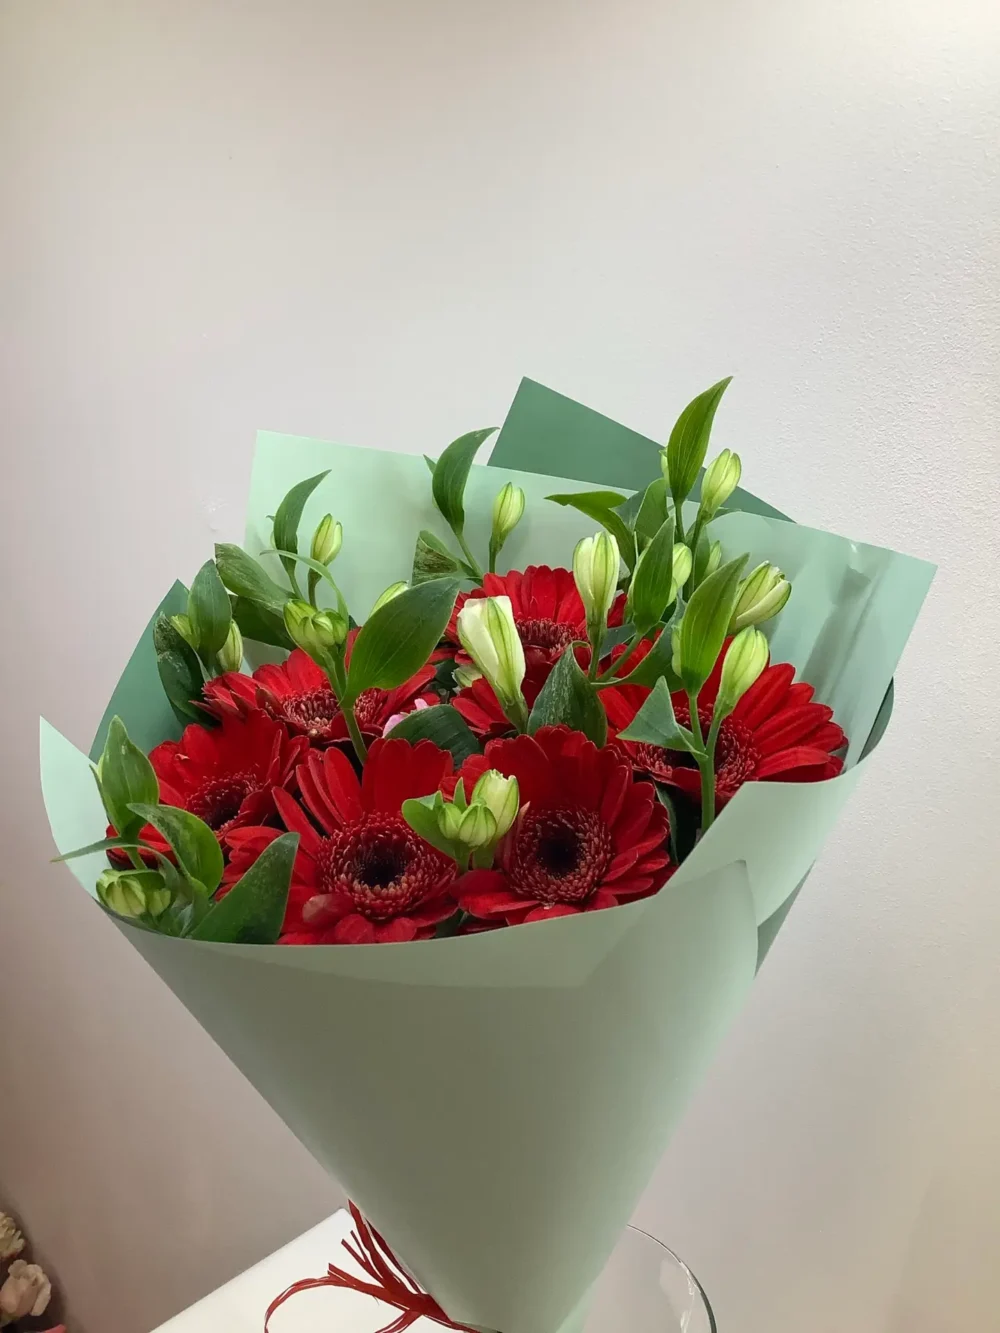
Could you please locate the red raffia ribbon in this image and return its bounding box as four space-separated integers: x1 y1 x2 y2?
264 1201 480 1333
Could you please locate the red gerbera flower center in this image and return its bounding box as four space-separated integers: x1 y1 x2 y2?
515 617 576 654
631 701 761 799
713 716 760 792
279 687 340 741
315 814 447 921
186 771 259 832
509 807 613 905
352 687 390 733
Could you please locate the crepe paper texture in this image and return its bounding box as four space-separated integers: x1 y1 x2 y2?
41 379 934 1333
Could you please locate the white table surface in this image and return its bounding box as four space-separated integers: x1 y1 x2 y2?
151 1208 445 1333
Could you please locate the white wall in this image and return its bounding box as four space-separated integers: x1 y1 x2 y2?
1 2 997 1331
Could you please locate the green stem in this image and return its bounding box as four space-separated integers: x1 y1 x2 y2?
504 691 530 734
673 500 686 545
684 514 705 597
595 632 639 683
341 699 369 763
455 529 485 581
286 565 303 599
488 539 498 575
126 848 146 872
324 654 368 765
687 692 720 833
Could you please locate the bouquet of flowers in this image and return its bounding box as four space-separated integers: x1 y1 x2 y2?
41 378 933 1333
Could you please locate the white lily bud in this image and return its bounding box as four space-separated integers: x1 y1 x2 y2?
310 514 343 566
169 613 197 649
491 482 525 550
669 543 693 601
284 600 347 658
456 596 526 709
453 663 482 690
471 770 519 838
715 626 769 719
700 449 742 518
729 562 791 632
371 581 408 614
573 531 620 632
455 802 498 850
216 620 243 674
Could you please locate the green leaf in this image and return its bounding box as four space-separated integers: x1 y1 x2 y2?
528 647 607 747
53 834 143 863
431 428 498 533
654 784 681 865
628 515 675 633
214 543 289 612
423 455 437 476
386 705 482 764
347 578 461 697
272 471 330 589
617 677 697 752
633 478 670 545
545 491 637 570
691 527 713 586
412 530 465 585
231 596 293 649
127 802 225 894
599 622 636 656
153 615 206 725
188 559 232 656
676 553 747 693
95 717 160 840
190 833 299 944
665 377 732 508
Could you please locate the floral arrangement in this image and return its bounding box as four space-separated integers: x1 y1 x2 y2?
57 385 841 946
43 377 932 1333
0 1213 64 1333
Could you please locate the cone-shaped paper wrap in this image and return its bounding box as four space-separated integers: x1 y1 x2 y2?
41 383 934 1333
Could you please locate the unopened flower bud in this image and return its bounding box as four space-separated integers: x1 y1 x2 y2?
97 869 147 918
284 600 347 659
453 663 482 690
715 627 769 719
455 802 498 850
471 770 519 838
573 531 620 632
216 620 243 674
700 449 742 518
457 596 526 710
491 482 525 551
310 514 343 566
371 581 408 615
170 614 197 649
669 543 693 601
704 539 722 577
437 801 465 842
729 562 791 632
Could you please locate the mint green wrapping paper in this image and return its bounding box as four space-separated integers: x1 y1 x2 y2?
40 382 934 1333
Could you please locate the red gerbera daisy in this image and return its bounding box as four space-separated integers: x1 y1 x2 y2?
114 712 309 859
443 566 625 672
228 738 459 944
603 650 845 808
203 636 436 747
455 725 672 927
